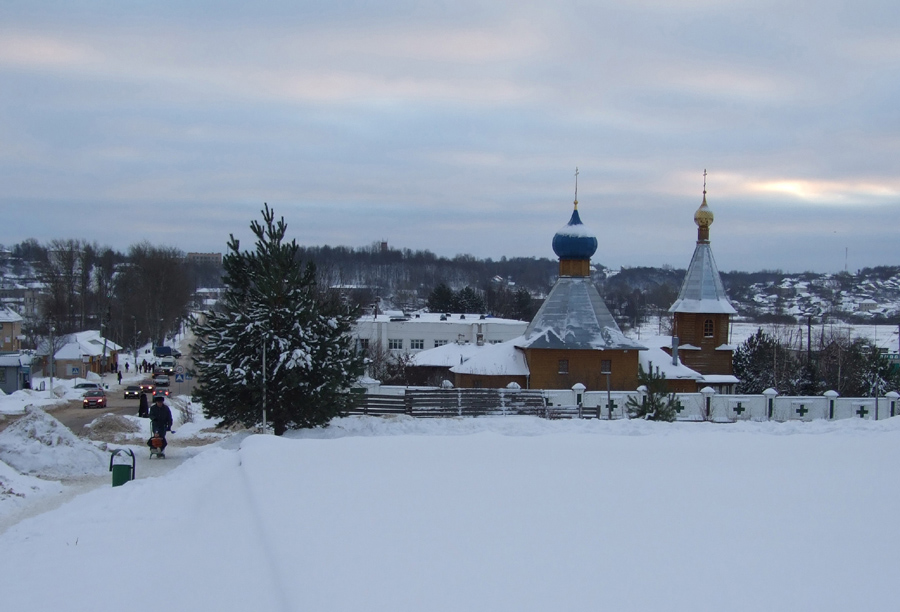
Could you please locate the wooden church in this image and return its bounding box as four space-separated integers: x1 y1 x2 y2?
452 187 647 390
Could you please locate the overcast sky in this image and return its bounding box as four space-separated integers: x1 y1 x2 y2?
2 1 898 273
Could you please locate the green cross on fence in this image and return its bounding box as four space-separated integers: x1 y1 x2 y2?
795 405 809 417
673 401 684 414
733 402 745 415
856 406 869 418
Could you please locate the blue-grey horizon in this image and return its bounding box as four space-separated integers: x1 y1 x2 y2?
2 1 898 274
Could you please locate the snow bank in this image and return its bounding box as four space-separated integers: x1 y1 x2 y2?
0 457 64 514
0 408 109 478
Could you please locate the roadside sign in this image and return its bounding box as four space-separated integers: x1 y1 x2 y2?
175 373 185 383
175 365 185 375
186 373 193 380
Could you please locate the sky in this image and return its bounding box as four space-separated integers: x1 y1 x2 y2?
2 0 899 273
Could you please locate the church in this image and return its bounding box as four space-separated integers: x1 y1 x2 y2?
433 174 738 392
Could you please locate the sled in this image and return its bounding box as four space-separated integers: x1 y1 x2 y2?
148 435 166 459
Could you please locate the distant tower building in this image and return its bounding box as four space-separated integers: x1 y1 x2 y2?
667 173 736 380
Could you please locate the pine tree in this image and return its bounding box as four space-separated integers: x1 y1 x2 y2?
625 363 678 421
427 283 455 313
733 328 801 394
190 205 364 435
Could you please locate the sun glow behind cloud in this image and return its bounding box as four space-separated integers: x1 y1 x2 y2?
746 178 900 205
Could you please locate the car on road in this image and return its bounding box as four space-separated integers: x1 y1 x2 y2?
124 385 142 399
171 349 182 358
153 374 170 387
152 388 170 400
157 357 177 375
139 379 155 393
82 389 107 409
74 382 101 391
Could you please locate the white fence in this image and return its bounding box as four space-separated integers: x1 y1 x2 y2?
367 384 900 422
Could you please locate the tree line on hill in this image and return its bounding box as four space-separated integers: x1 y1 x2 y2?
3 234 898 354
2 238 220 351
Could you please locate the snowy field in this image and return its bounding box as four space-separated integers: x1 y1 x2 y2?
631 318 900 352
2 413 900 611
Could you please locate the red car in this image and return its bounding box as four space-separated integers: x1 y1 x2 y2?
139 379 155 393
82 389 108 409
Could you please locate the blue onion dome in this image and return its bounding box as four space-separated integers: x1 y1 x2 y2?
552 205 598 260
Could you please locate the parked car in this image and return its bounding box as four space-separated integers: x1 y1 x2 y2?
171 349 182 358
139 379 155 392
82 389 107 409
74 382 101 390
124 385 142 399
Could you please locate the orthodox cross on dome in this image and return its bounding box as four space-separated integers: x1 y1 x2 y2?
703 168 707 195
574 166 579 209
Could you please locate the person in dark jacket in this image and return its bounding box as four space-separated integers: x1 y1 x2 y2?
148 396 173 452
138 392 150 418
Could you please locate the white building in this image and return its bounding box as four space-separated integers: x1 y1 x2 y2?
353 311 528 355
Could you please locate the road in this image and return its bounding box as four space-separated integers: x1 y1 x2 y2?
47 366 197 434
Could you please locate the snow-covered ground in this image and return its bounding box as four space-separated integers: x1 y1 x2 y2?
631 318 900 352
1 410 899 611
1 327 899 610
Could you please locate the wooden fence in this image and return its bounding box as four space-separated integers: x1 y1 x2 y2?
347 388 557 418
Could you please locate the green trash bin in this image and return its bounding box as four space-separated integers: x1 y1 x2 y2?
109 449 135 487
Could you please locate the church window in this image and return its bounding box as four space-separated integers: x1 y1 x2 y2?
410 339 424 350
703 319 714 338
388 338 403 350
558 359 569 374
358 339 369 351
434 339 448 347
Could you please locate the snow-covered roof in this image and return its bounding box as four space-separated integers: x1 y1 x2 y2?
410 342 489 368
357 311 526 326
75 330 123 352
639 335 703 381
522 277 646 351
54 331 122 359
450 338 530 376
699 374 740 384
0 353 25 367
669 242 737 315
0 306 23 323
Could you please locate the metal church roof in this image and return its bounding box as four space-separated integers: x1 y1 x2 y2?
669 242 737 314
523 277 646 351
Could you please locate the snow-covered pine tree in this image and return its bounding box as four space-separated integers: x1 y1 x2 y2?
624 363 678 421
733 328 801 394
190 205 364 435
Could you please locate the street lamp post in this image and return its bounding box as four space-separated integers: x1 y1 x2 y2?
601 361 612 420
49 325 55 394
261 335 268 434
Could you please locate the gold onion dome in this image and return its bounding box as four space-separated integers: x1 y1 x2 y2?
694 170 714 243
694 193 714 228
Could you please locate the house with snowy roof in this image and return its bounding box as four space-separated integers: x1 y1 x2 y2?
0 305 24 352
52 330 122 379
354 311 527 356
